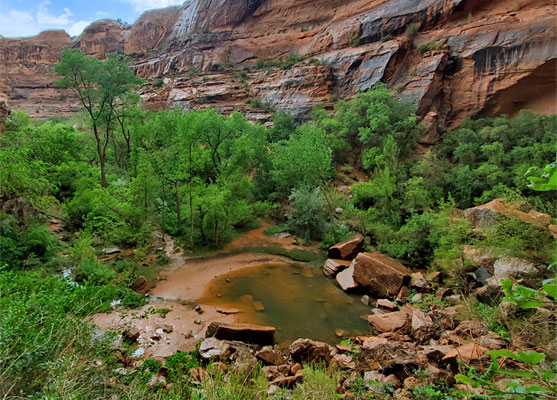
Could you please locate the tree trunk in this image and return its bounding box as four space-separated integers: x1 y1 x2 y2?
175 180 182 234
93 124 108 188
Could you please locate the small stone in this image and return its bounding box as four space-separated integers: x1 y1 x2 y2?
335 328 345 337
376 298 397 311
473 266 492 284
410 293 423 303
446 294 462 304
361 295 371 305
122 327 140 342
290 363 302 375
253 301 265 311
194 319 201 325
102 247 120 254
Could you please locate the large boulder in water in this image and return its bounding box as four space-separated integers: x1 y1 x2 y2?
328 236 364 260
353 252 410 298
336 261 360 291
206 322 275 346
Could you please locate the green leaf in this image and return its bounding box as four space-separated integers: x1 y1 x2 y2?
498 369 536 378
542 282 557 299
517 350 546 364
541 371 557 381
454 374 479 388
488 350 521 361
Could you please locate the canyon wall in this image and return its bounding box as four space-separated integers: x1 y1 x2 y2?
0 0 555 140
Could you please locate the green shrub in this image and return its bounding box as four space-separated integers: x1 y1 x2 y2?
416 40 446 54
287 187 328 242
380 34 393 42
351 35 361 47
405 22 420 38
152 78 164 88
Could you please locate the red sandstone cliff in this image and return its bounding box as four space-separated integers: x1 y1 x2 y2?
0 0 555 139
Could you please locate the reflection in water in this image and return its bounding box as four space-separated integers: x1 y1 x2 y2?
199 264 372 345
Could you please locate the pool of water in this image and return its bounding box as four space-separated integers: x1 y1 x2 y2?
199 264 372 345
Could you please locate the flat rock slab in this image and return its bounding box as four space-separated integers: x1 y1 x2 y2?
336 262 360 291
323 258 351 278
368 310 410 333
328 236 364 260
206 322 275 346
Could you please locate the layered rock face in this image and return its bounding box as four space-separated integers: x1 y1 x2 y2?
1 0 555 137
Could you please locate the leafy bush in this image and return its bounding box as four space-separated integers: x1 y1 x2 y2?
287 187 328 242
405 22 420 38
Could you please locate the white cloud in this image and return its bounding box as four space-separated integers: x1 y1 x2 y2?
0 2 92 38
37 1 73 26
96 11 109 17
120 0 183 13
68 20 90 36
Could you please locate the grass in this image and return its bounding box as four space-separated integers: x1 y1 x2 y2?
263 224 289 236
292 364 340 400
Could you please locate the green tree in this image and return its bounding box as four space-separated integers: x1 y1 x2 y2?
54 50 143 187
271 124 332 194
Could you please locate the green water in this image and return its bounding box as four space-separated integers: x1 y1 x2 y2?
201 264 372 345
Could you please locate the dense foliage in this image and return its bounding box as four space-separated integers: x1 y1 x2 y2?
0 50 555 399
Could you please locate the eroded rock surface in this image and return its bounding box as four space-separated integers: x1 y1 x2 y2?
1 0 554 137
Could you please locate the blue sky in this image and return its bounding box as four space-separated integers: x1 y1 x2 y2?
0 0 184 38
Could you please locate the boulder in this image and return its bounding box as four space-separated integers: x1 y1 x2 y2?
410 272 431 290
333 353 356 370
289 338 332 364
353 252 410 298
465 199 551 228
206 322 275 346
478 332 508 350
102 247 120 254
255 346 285 366
409 306 435 342
473 278 503 304
493 257 538 280
323 258 351 278
443 343 489 364
362 336 388 351
131 276 149 293
328 236 364 260
420 345 457 363
336 262 360 291
368 310 410 333
199 337 232 360
363 340 419 370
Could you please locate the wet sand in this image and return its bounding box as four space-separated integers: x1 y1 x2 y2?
93 302 236 358
150 253 294 303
